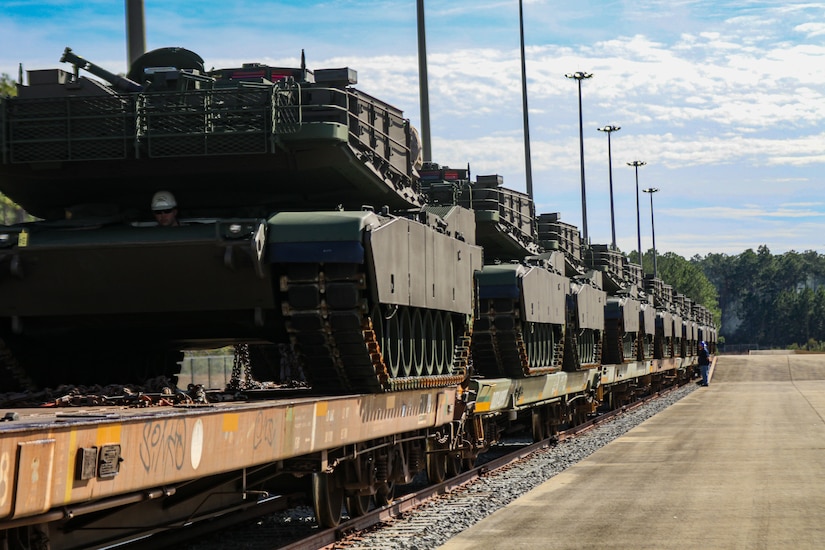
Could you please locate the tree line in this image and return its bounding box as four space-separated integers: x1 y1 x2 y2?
693 246 825 350
0 73 30 223
627 250 722 329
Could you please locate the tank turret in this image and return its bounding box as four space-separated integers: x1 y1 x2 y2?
0 47 424 220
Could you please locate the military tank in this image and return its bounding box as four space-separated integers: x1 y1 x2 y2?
418 165 610 379
0 47 483 393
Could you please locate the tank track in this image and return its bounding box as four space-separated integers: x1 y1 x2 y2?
471 297 563 378
280 263 469 394
565 328 603 370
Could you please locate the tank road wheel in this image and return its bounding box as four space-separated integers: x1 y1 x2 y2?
433 311 446 375
535 324 545 367
400 307 412 377
384 307 402 378
411 309 425 377
537 323 546 367
423 310 436 375
542 325 551 367
534 323 547 367
345 493 372 518
442 311 456 374
523 322 534 367
426 438 448 483
312 472 344 527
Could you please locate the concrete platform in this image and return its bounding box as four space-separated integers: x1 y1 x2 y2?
440 354 825 549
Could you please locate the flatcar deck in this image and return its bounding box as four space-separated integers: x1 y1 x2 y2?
0 386 456 523
440 353 825 549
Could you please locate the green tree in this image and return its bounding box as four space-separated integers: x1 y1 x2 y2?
694 247 825 348
653 251 721 325
0 75 28 224
0 73 17 97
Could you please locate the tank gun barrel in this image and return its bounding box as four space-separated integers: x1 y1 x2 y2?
60 47 143 93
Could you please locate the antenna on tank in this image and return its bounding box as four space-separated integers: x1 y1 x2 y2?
301 49 307 80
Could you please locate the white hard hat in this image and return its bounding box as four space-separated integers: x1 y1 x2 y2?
151 190 177 211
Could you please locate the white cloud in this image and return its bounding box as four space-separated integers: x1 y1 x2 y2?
795 22 825 37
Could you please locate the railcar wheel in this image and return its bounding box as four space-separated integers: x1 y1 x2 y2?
531 409 547 442
426 439 447 483
461 455 476 472
446 451 474 476
446 452 462 477
345 493 371 517
312 472 344 527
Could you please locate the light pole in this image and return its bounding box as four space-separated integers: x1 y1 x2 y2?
518 0 534 199
643 187 660 278
565 71 593 243
416 0 432 162
597 125 620 249
627 160 646 264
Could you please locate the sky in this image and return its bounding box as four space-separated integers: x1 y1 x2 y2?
1 0 824 259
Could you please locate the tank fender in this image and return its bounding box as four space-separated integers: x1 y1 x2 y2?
640 302 657 336
519 266 568 325
364 216 481 314
476 263 568 324
572 282 606 331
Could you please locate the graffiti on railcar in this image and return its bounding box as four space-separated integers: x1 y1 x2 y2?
253 411 276 451
139 418 187 473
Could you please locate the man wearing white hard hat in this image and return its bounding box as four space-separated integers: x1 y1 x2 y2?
151 190 180 227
